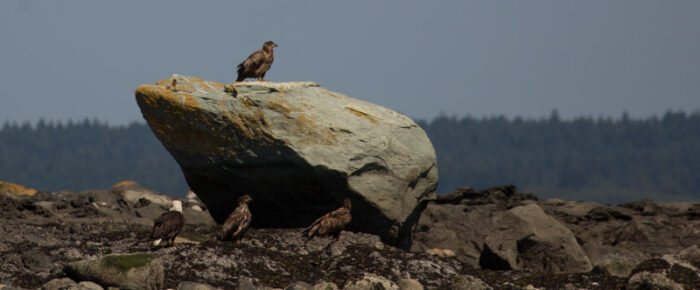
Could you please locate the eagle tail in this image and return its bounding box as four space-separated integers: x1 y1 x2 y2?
236 63 246 82
152 238 162 247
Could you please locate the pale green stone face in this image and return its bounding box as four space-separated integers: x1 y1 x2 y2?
135 75 438 244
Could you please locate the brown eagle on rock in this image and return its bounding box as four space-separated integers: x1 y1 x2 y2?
151 200 184 247
236 41 277 82
302 198 352 241
219 194 253 243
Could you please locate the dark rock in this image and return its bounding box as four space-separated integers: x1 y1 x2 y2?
22 250 50 272
621 200 661 216
629 258 671 276
668 264 700 289
586 206 632 221
412 186 536 266
1 184 697 289
626 272 684 290
481 204 592 272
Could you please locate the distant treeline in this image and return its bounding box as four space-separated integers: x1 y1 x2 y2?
0 119 188 195
1 111 698 203
418 111 699 203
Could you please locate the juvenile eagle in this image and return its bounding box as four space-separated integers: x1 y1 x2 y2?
219 195 253 243
236 41 277 82
151 200 184 247
301 198 352 240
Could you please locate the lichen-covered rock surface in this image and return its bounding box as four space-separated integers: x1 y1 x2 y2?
135 75 438 245
3 183 700 289
412 186 700 287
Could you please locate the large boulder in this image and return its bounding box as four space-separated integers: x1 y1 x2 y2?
411 186 538 267
412 186 592 273
135 75 438 245
480 203 593 272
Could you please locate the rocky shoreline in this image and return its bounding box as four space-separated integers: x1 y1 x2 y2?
1 182 698 289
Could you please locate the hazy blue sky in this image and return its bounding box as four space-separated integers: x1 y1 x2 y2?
1 1 699 125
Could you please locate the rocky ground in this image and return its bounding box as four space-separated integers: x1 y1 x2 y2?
0 182 699 289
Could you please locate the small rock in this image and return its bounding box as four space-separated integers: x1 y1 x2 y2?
284 281 313 290
177 281 218 290
77 281 104 290
397 279 423 290
627 271 684 290
65 253 163 290
237 276 255 290
22 250 50 272
344 273 398 290
311 282 338 290
425 248 456 258
42 278 77 290
451 274 493 290
0 284 24 290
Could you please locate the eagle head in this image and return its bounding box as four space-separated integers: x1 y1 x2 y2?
170 200 183 213
239 194 253 205
263 41 277 51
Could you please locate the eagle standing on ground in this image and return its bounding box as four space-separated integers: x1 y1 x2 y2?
151 200 184 247
219 195 253 243
301 198 352 241
236 41 277 82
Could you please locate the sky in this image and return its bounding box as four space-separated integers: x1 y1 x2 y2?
1 1 699 125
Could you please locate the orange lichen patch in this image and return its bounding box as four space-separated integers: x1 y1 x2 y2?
136 77 279 159
200 81 225 90
266 98 302 115
135 85 202 110
209 82 225 89
110 180 139 192
0 181 37 197
182 94 199 108
290 114 337 145
345 107 378 125
240 96 255 109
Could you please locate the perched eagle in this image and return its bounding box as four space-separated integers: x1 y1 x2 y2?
236 41 277 82
151 200 184 247
219 195 253 243
302 198 352 240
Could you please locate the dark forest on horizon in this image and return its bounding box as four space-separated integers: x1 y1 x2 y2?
1 111 698 204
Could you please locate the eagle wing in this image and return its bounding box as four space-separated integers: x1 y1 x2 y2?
219 206 251 241
302 207 351 238
237 50 267 80
151 211 184 240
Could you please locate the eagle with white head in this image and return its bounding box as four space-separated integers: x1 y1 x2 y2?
151 200 184 247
